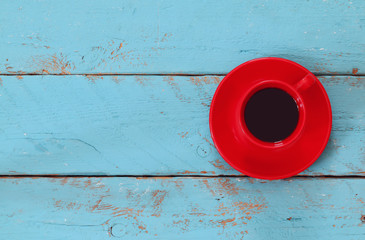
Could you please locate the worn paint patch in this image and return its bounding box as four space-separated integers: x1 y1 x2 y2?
135 76 147 86
200 178 247 196
189 76 221 86
85 75 103 83
53 199 83 210
50 177 108 191
163 76 190 102
217 179 240 195
88 40 147 70
112 76 125 84
319 76 364 88
178 131 189 138
177 170 216 175
209 159 234 171
29 53 75 74
151 190 167 217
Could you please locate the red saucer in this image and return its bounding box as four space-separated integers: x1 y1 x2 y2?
209 58 332 180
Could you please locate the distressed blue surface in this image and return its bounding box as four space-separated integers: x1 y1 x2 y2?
0 0 364 238
0 177 364 239
0 0 364 74
0 75 363 175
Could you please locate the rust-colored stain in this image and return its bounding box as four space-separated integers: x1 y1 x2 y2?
201 102 209 107
30 53 75 74
172 179 184 191
161 33 172 42
173 219 190 232
209 200 267 229
319 75 364 88
60 178 68 185
112 76 124 84
352 68 359 75
151 190 167 217
51 177 108 191
163 76 190 102
179 132 188 138
248 178 255 184
135 76 147 85
202 179 216 196
197 131 215 147
178 170 216 175
95 201 144 219
91 41 142 69
218 179 239 195
188 212 207 216
203 137 214 147
54 200 83 210
16 76 23 80
0 77 2 86
85 75 103 83
209 159 233 171
188 207 207 216
90 198 104 212
217 217 236 228
189 76 221 86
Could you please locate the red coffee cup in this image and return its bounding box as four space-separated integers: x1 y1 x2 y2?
209 58 332 180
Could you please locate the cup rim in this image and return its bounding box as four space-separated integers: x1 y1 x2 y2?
239 80 306 148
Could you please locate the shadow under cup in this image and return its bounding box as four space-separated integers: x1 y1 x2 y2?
240 80 305 147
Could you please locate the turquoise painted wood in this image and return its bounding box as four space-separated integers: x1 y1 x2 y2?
0 177 364 239
1 0 364 75
1 0 364 238
0 75 363 176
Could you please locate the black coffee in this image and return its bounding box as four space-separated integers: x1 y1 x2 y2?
243 88 299 142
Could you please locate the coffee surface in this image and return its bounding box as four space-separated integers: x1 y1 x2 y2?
243 88 299 142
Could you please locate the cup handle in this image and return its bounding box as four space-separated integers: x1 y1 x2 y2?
295 73 316 92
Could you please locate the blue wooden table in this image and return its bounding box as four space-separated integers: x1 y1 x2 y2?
1 1 364 239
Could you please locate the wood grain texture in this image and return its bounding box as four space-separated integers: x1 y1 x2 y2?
0 177 364 239
1 0 364 75
0 75 363 175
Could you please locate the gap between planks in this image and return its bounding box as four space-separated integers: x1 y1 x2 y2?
0 174 364 179
0 73 364 77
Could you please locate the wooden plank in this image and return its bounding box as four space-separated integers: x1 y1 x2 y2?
1 0 364 75
0 177 364 239
0 75 363 176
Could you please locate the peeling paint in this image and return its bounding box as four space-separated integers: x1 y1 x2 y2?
85 74 103 83
112 76 124 84
209 159 233 171
178 170 216 175
179 132 188 138
151 190 167 217
218 179 239 195
189 76 221 86
29 53 75 74
85 75 103 83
